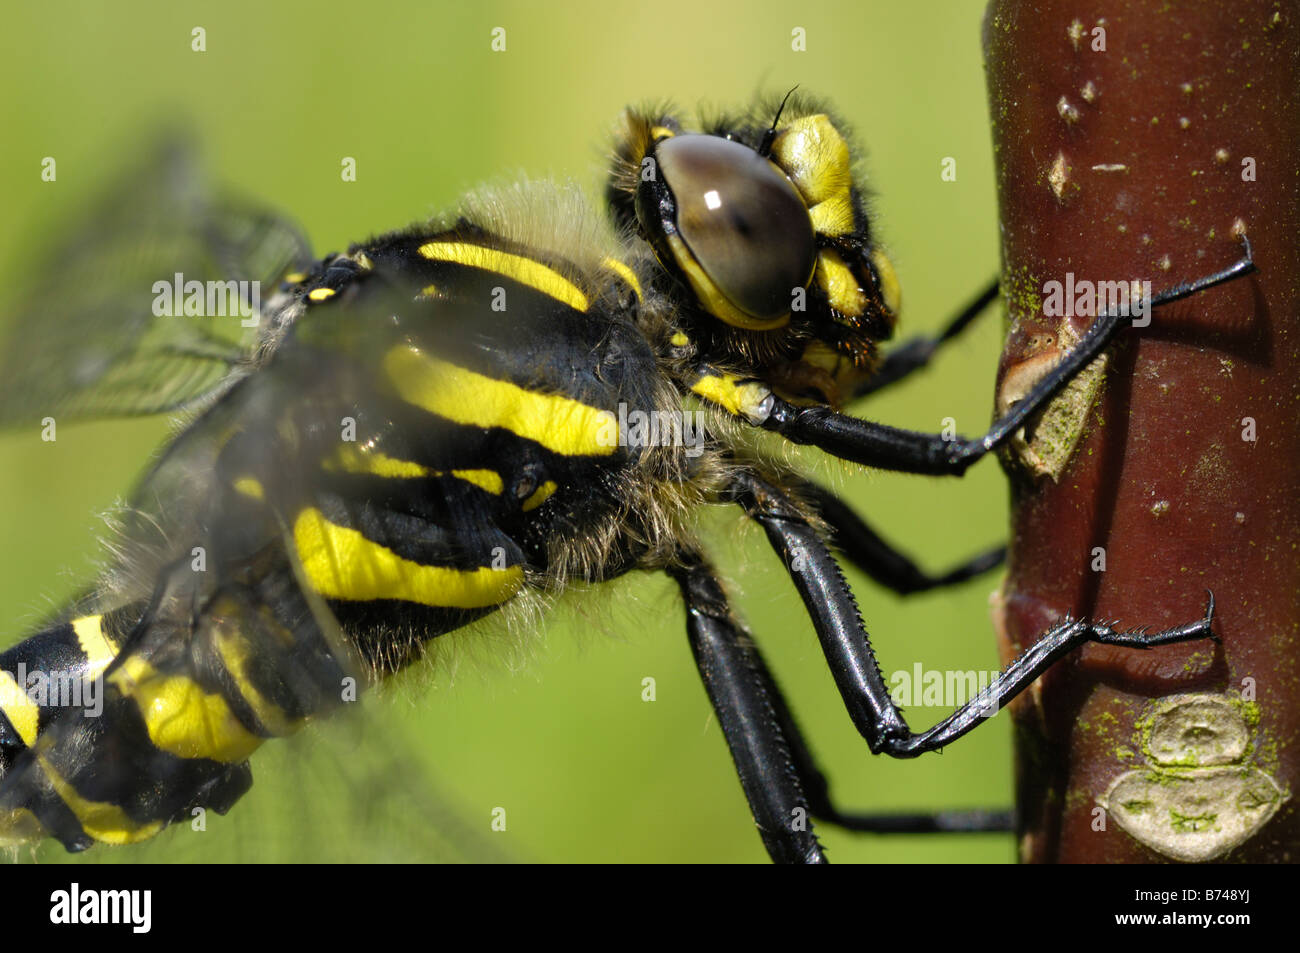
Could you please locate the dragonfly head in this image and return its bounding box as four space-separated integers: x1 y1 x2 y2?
608 94 901 407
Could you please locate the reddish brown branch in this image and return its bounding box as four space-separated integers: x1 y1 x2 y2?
984 0 1299 862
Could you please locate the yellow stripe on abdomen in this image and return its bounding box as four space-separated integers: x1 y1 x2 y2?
418 241 589 312
37 754 164 846
109 655 265 764
293 507 524 608
0 615 117 752
209 617 299 738
383 346 617 457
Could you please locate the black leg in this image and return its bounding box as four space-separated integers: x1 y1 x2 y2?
755 625 1014 834
853 278 999 400
670 552 1011 865
668 552 826 864
800 480 1005 596
728 470 1218 756
761 242 1255 476
819 803 1013 833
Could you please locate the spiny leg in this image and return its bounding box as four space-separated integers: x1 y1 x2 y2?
751 618 1013 834
728 470 1218 757
669 552 826 864
670 553 1009 866
853 278 999 400
762 242 1255 476
799 480 1005 596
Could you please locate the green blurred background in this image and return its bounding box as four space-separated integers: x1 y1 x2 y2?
0 0 1012 862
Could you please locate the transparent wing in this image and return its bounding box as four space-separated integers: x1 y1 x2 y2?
0 134 312 426
1 270 523 863
14 705 517 864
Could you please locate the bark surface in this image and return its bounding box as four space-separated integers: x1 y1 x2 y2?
984 0 1299 863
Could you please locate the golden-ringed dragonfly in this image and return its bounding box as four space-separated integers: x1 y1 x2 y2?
0 93 1254 863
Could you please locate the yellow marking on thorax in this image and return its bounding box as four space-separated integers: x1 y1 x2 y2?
521 480 557 512
36 754 165 845
234 476 265 500
690 372 772 424
308 287 336 302
327 444 432 479
0 671 39 746
447 469 504 495
109 656 265 764
383 346 618 457
293 507 524 608
326 445 504 495
71 614 117 678
601 257 643 300
418 242 589 312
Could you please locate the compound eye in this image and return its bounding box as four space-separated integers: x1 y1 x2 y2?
656 135 816 327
